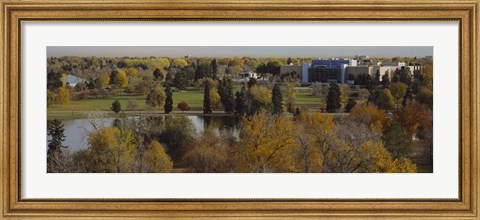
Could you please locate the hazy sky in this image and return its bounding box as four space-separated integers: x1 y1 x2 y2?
47 46 433 58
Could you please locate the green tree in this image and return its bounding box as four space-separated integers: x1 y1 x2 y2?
173 71 188 91
326 83 341 113
111 99 121 113
47 119 67 172
379 88 395 110
235 86 247 115
164 85 173 113
381 73 390 87
218 78 235 114
272 83 283 114
390 82 408 108
416 87 433 109
47 90 54 108
203 80 212 114
153 68 163 81
211 58 218 79
374 69 381 85
345 99 357 113
383 120 412 159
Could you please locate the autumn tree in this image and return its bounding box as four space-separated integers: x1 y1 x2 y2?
88 127 135 172
339 84 350 110
394 101 431 141
248 85 272 115
96 72 110 88
326 83 341 113
349 103 388 133
164 85 173 113
142 140 173 173
237 113 299 172
173 71 188 91
57 87 70 107
177 101 190 112
153 68 164 81
145 84 166 109
272 83 283 114
390 82 408 108
210 89 221 110
183 128 235 172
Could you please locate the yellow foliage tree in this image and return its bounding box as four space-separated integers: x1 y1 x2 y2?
237 113 299 172
97 73 110 88
88 127 136 172
210 89 221 110
126 67 138 77
349 103 388 132
143 140 173 173
116 69 129 87
173 58 188 68
57 87 70 107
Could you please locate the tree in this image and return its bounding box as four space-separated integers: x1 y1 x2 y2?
116 70 129 87
211 58 218 79
374 69 381 85
173 71 188 91
218 78 235 114
97 73 110 88
381 73 390 87
142 140 173 173
177 101 190 112
203 80 212 114
235 86 247 115
236 113 299 172
164 85 173 113
390 82 408 108
47 119 67 172
47 70 63 90
248 85 272 115
47 90 54 108
145 84 166 109
340 84 350 110
394 101 431 141
326 83 341 113
88 127 135 172
345 99 357 112
272 83 283 114
57 87 70 107
350 103 388 132
173 58 188 68
379 88 395 110
194 63 212 81
153 68 164 81
383 120 412 159
210 89 221 110
287 57 292 64
247 77 257 88
111 99 121 113
416 87 433 109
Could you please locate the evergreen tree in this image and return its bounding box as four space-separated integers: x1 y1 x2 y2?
247 77 257 88
381 74 390 87
287 57 293 65
164 85 173 113
374 70 381 85
173 71 188 91
326 83 341 113
47 119 67 171
111 99 121 113
218 78 235 114
272 83 283 114
153 68 163 81
383 121 412 159
235 86 247 115
402 86 413 107
345 98 357 113
203 80 212 114
211 59 218 79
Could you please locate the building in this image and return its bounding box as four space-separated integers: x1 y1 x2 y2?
307 58 357 83
279 63 311 83
65 74 85 87
234 71 258 83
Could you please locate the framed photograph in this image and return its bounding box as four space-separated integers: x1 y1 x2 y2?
1 0 478 219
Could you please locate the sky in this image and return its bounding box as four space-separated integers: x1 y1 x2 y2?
47 46 433 58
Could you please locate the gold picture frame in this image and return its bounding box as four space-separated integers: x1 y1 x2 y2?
1 0 478 219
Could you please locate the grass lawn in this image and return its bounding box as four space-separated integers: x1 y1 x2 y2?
48 89 206 112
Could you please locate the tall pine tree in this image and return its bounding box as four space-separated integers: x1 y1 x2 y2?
203 80 212 114
218 78 235 114
47 119 67 172
235 86 247 115
164 85 173 113
326 83 341 113
272 83 283 114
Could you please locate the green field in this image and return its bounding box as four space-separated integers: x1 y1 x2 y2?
48 87 333 113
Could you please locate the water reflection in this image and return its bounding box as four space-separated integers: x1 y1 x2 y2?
47 115 240 153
